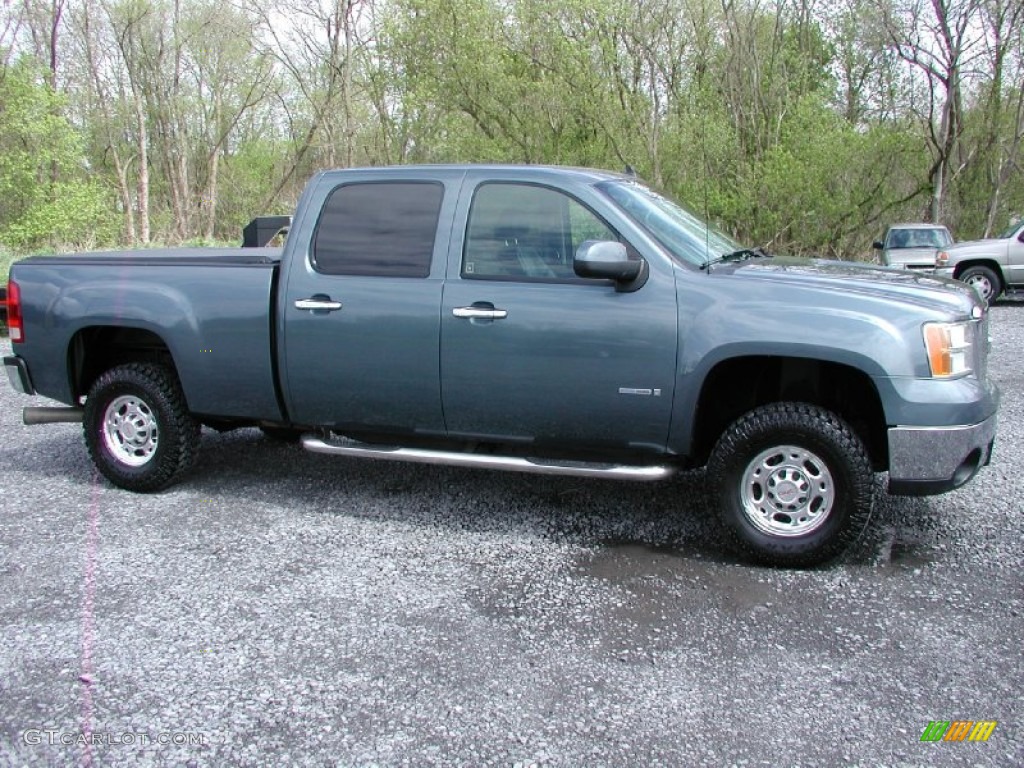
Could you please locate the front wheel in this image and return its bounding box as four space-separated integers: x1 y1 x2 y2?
706 402 874 567
959 265 1002 303
83 363 200 492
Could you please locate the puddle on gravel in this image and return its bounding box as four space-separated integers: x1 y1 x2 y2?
573 539 780 613
577 541 694 580
882 537 937 569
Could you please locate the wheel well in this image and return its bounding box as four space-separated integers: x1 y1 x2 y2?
690 356 888 471
69 326 177 401
953 259 1004 282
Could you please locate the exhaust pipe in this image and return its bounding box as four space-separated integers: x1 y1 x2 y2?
23 406 84 425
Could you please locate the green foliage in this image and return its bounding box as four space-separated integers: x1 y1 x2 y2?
950 86 1024 238
374 0 931 258
733 96 923 256
215 140 293 238
2 0 1021 258
0 57 117 252
0 245 17 285
1 181 117 251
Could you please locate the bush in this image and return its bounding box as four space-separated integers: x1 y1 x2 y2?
1 182 118 252
0 57 118 254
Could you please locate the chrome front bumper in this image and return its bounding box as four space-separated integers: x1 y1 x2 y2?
887 413 998 496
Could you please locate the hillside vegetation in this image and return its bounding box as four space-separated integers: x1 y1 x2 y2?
1 0 1021 260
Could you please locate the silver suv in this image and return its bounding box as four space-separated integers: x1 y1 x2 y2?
934 219 1024 302
874 223 953 271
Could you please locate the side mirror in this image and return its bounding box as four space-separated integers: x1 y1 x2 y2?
574 240 643 282
872 241 884 250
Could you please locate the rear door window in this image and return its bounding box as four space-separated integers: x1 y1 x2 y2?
313 182 444 277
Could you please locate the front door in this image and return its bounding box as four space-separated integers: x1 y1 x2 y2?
1009 224 1024 286
440 180 678 454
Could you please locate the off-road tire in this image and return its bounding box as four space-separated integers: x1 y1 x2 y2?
706 402 874 567
83 363 200 492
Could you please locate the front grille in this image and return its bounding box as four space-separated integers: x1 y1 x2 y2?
973 314 989 380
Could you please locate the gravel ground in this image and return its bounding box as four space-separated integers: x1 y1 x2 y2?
0 304 1021 768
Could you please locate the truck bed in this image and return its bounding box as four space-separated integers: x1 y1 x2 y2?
10 248 284 421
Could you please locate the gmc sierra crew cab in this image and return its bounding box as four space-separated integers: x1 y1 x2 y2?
3 165 999 566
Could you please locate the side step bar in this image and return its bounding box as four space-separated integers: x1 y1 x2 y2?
301 435 675 482
23 406 84 425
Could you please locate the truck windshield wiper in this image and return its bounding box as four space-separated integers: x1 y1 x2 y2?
721 247 770 262
701 246 771 270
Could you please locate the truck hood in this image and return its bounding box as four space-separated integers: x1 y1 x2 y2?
717 256 979 316
945 238 1008 256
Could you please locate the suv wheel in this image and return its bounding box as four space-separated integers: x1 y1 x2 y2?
959 265 1002 303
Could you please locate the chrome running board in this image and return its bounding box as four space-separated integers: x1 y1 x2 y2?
300 435 675 482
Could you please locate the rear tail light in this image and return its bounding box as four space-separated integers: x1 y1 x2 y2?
6 279 24 342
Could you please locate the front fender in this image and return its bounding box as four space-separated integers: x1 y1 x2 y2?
667 277 932 456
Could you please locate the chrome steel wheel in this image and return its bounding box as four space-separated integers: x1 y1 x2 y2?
102 394 159 467
740 444 835 537
708 403 874 566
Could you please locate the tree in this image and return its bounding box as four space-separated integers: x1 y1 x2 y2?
0 0 1018 256
878 0 985 222
0 57 114 250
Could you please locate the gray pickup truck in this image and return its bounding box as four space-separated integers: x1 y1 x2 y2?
934 219 1024 302
3 165 999 566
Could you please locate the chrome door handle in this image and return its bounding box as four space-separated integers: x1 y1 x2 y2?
453 306 508 320
295 298 343 311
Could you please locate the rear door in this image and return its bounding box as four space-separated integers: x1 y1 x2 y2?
281 175 455 434
439 175 678 454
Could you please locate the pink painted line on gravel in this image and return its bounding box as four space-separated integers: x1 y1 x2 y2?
79 470 101 768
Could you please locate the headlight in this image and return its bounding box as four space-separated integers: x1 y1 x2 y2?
923 321 972 377
935 250 949 267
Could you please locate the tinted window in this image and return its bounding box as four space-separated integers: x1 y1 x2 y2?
313 182 443 277
463 183 619 281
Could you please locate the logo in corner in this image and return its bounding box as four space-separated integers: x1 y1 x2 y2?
920 720 997 742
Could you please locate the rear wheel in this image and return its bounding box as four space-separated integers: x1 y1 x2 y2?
706 402 874 567
83 363 200 492
959 265 1001 303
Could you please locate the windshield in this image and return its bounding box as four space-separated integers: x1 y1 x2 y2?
886 227 952 249
998 220 1023 239
598 180 742 267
